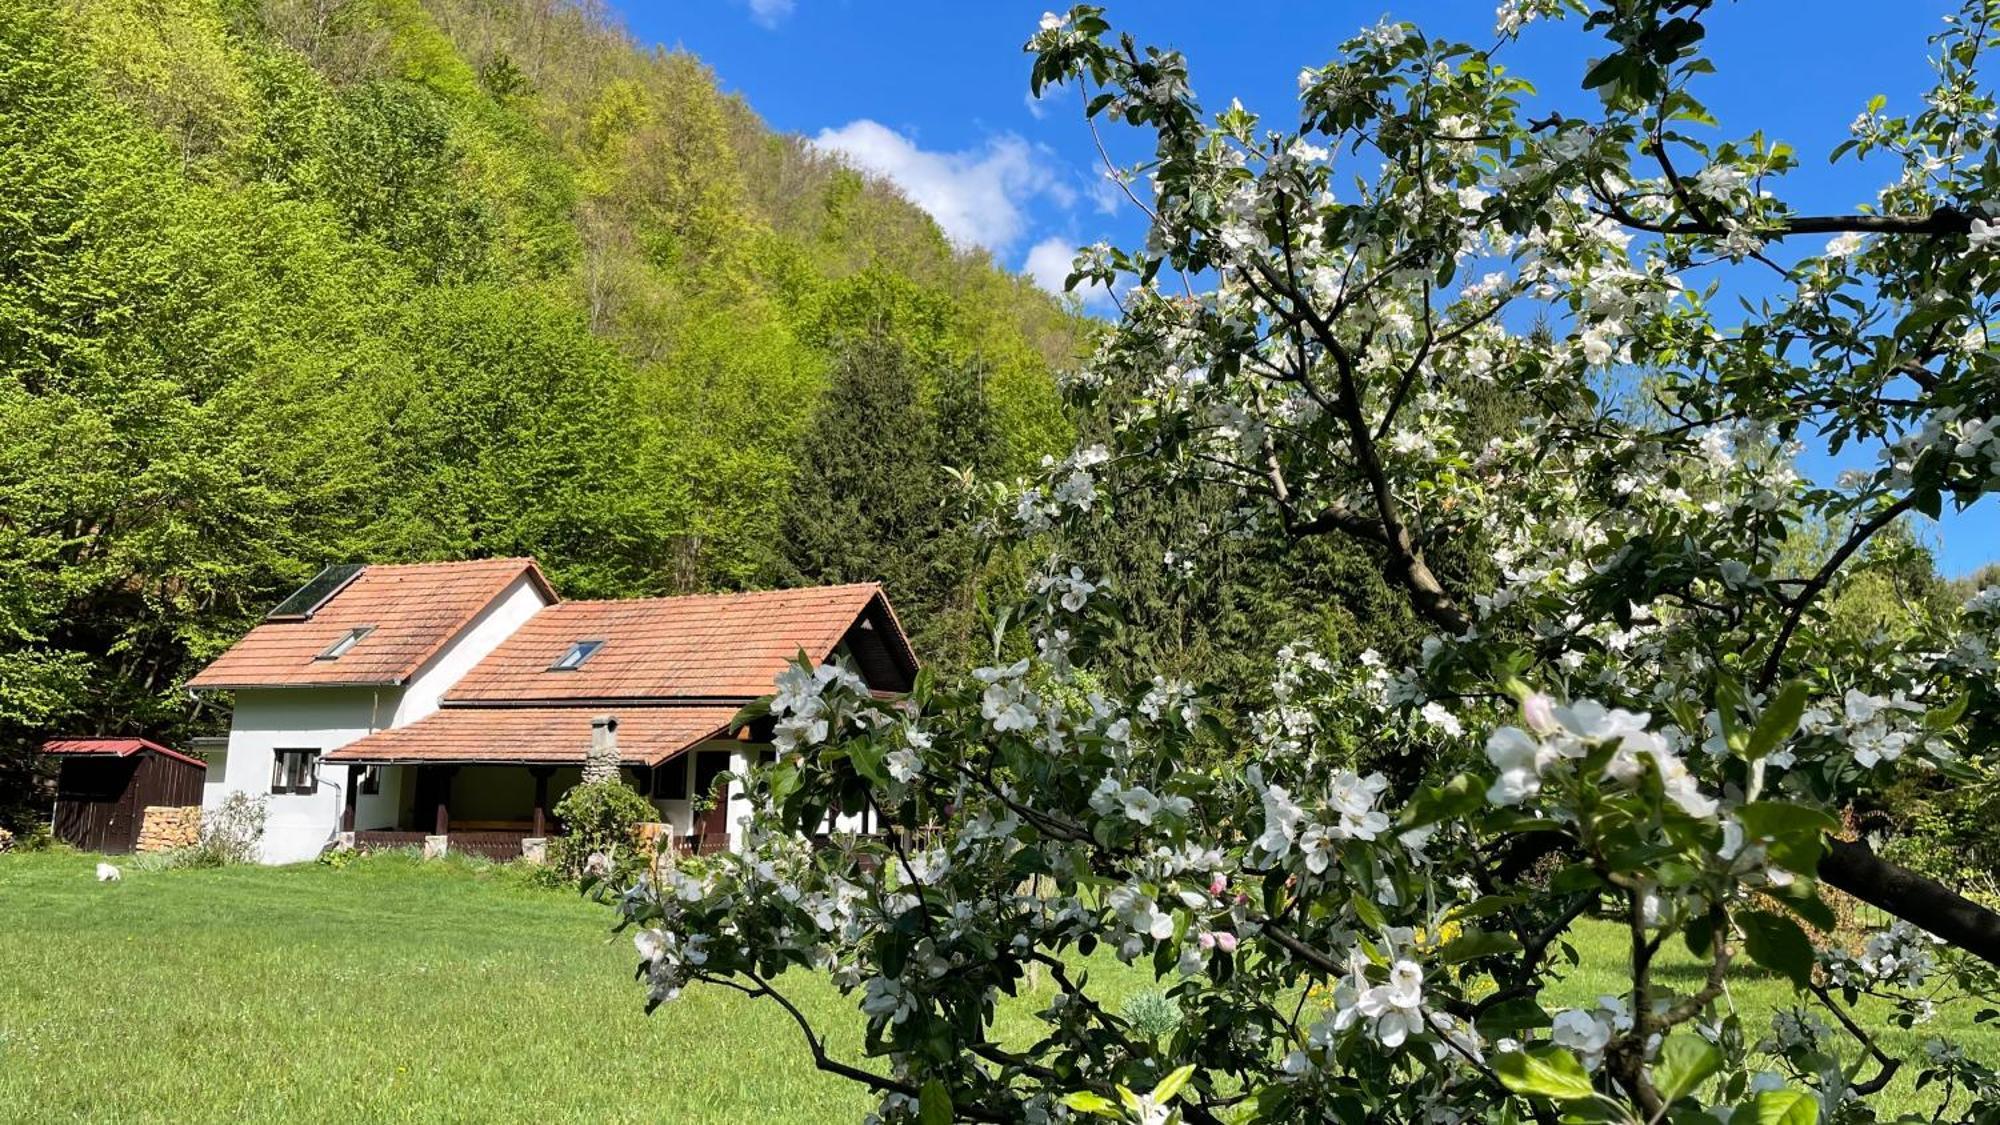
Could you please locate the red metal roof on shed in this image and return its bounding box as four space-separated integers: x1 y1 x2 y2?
186 559 554 691
323 705 742 766
41 737 206 770
444 583 912 703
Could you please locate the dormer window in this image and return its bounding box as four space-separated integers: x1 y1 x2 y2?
315 626 374 661
548 639 604 671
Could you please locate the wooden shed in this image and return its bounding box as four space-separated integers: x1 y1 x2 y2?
42 738 206 854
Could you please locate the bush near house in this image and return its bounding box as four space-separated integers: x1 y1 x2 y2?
546 778 656 886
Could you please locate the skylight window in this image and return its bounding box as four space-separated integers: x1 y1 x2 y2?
548 639 604 671
315 626 374 661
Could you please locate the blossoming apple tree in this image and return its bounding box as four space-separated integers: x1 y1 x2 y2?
620 2 2000 1121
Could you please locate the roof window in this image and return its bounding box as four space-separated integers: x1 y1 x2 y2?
268 563 367 621
315 626 375 661
548 639 604 671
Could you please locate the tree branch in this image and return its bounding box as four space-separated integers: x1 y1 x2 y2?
1758 493 1920 689
1601 200 1975 240
1818 836 2000 967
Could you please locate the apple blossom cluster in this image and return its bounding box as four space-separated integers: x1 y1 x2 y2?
612 5 2000 1122
1014 444 1111 532
1482 697 1718 819
769 659 872 753
1820 920 1943 991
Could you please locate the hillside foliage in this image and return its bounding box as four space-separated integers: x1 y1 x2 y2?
0 0 1085 822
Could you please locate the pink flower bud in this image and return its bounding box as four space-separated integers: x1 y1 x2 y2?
1197 931 1217 950
1214 931 1239 953
1209 874 1227 896
1522 692 1557 735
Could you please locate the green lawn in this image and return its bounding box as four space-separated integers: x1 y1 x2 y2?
0 851 1987 1122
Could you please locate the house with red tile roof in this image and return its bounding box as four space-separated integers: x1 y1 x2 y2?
187 559 915 863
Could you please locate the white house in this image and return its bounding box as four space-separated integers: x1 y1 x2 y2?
186 558 917 864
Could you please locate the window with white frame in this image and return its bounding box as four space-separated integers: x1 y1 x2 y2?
271 748 319 795
315 625 374 661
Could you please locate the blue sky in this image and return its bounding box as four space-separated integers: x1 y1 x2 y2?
611 0 1996 577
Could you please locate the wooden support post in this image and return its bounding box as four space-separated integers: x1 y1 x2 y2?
434 765 456 837
530 766 553 838
342 765 360 833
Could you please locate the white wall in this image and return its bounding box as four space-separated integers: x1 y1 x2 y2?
394 572 549 725
210 686 397 864
193 738 230 810
206 571 552 863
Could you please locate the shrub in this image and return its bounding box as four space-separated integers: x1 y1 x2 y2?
142 793 268 869
547 779 655 887
198 792 267 865
8 823 55 853
1120 989 1181 1043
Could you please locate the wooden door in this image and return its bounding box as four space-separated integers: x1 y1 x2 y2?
690 751 733 854
52 758 139 852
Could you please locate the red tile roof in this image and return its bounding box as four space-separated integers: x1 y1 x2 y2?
445 583 911 703
323 705 743 766
41 737 206 770
186 559 555 691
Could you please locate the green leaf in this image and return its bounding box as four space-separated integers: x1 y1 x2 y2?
1493 1046 1597 1102
1351 890 1387 932
919 1080 953 1125
1685 911 1716 958
1474 996 1553 1038
1581 55 1625 92
1728 1088 1819 1125
1149 1064 1196 1104
1403 773 1484 829
1061 1091 1120 1118
1922 691 1968 732
1738 910 1815 988
1745 681 1810 761
1653 1034 1723 1104
1434 929 1524 964
1732 802 1839 873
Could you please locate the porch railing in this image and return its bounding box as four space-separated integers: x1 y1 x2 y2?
448 830 538 862
351 830 430 852
350 828 542 862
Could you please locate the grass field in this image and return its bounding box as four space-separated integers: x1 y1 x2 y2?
0 850 1988 1122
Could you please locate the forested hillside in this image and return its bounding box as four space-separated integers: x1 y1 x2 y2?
0 0 1086 817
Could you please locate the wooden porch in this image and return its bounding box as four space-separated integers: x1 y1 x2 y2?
341 762 565 862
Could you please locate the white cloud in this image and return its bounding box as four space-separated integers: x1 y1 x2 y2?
1024 236 1077 293
1087 174 1124 216
739 0 793 29
1024 83 1068 121
1023 236 1113 309
811 120 1069 252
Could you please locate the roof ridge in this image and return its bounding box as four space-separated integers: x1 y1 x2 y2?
552 581 883 609
360 556 541 573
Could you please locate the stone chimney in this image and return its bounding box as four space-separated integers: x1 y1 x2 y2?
582 715 621 784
